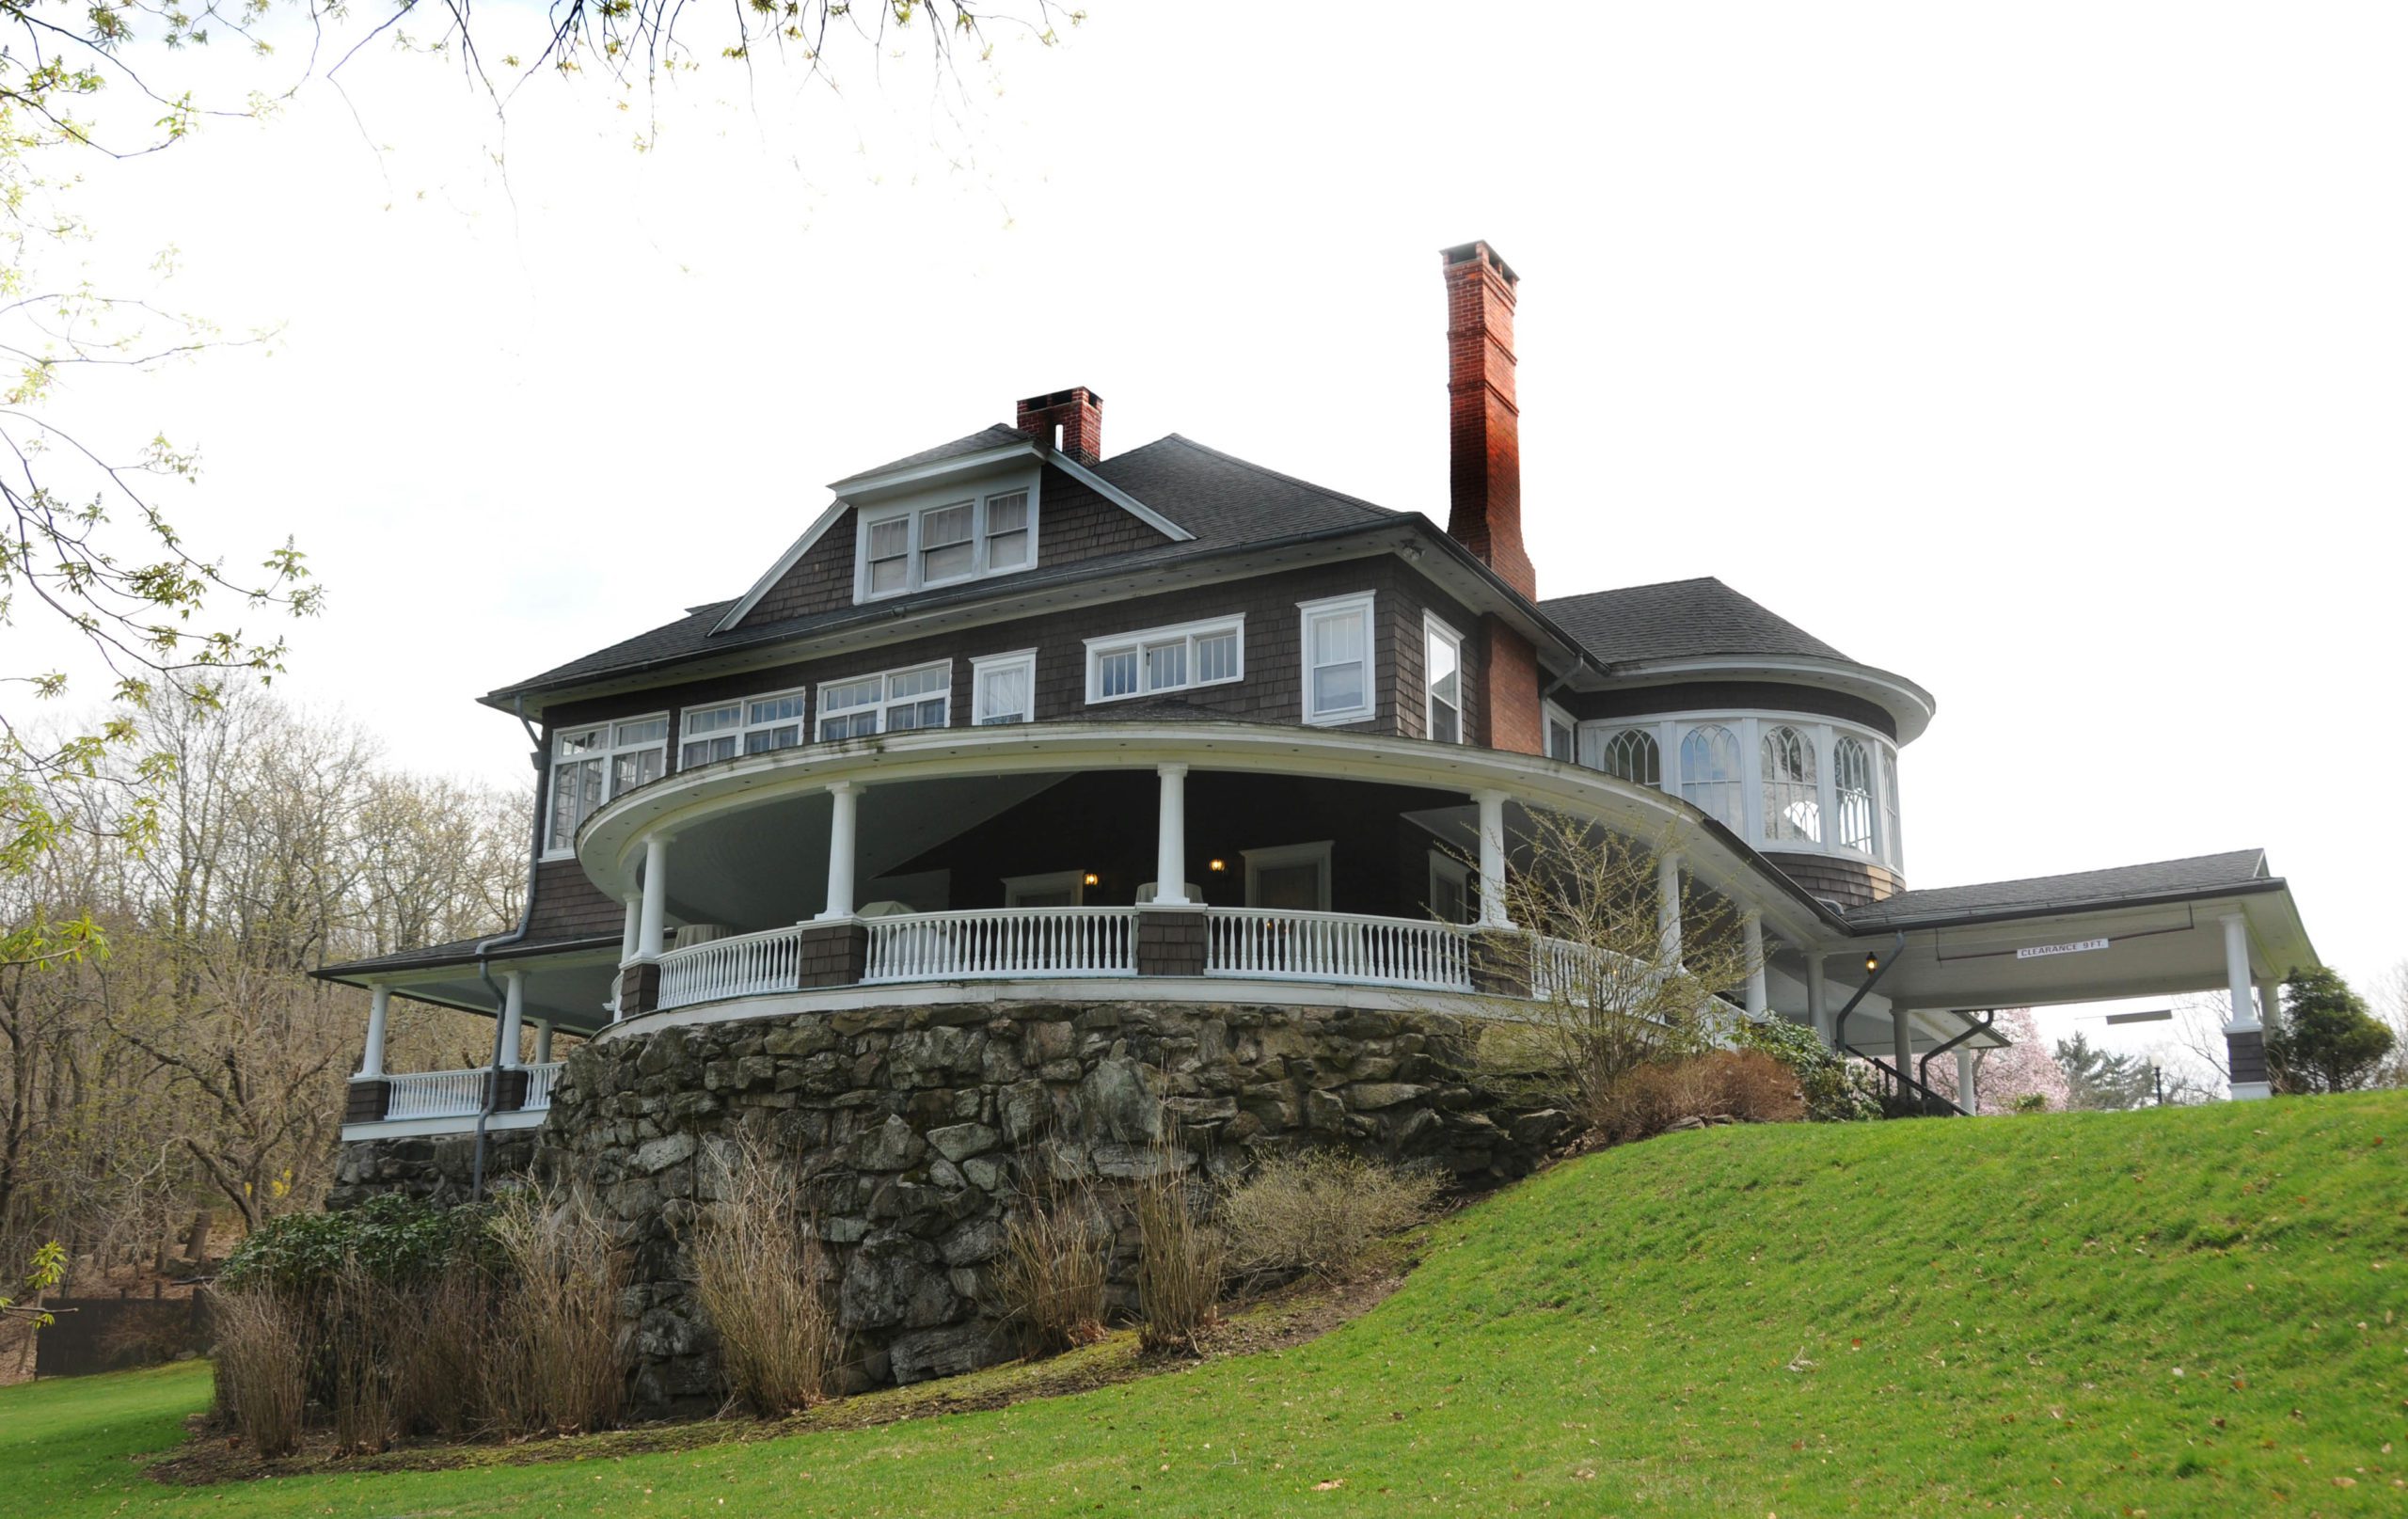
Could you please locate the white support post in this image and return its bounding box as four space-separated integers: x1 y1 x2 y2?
1804 952 1830 1044
1892 1001 1916 1102
638 835 672 957
1953 1046 1977 1116
1657 850 1684 967
1153 765 1192 906
358 985 390 1079
2257 976 2282 1028
819 782 861 921
1742 910 1767 1019
534 1020 554 1065
1473 789 1511 928
499 970 526 1068
2224 912 2271 1101
620 896 642 965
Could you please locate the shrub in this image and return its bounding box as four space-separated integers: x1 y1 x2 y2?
1217 1150 1443 1283
218 1194 494 1297
689 1134 841 1414
991 1179 1110 1359
2013 1092 2050 1114
325 1259 398 1454
208 1284 309 1459
1133 1146 1222 1354
1731 1018 1882 1123
388 1257 499 1436
1595 1050 1807 1144
488 1187 628 1436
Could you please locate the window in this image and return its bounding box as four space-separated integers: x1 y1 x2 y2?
1545 703 1576 763
1761 724 1821 845
1085 616 1244 704
680 689 808 767
1424 614 1465 744
1003 870 1085 908
817 662 951 740
1603 728 1662 788
855 481 1040 601
1427 851 1472 925
1679 724 1742 828
1299 592 1376 725
972 650 1037 725
546 715 667 854
1881 746 1903 868
1245 841 1333 911
1833 736 1876 855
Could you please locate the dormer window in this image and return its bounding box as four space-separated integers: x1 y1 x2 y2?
855 479 1040 602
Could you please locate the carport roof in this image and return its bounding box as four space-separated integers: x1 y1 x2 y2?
1844 849 2274 932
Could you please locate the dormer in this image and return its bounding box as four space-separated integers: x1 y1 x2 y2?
842 453 1045 604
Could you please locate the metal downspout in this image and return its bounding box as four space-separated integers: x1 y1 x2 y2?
1831 931 1908 1059
469 697 548 1203
1918 1010 1998 1098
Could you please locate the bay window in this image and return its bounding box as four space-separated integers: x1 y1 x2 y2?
547 715 667 855
1085 616 1244 704
1603 727 1662 788
818 661 951 739
1299 591 1376 726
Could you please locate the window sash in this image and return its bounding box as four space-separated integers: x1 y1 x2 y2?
973 652 1036 725
818 663 950 740
547 716 665 853
1424 617 1463 744
1085 618 1244 704
1301 593 1376 724
859 485 1038 600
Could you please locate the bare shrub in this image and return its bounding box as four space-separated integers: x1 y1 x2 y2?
325 1259 396 1454
1133 1139 1222 1354
208 1285 309 1459
1595 1050 1806 1144
689 1134 840 1414
991 1178 1109 1358
1218 1149 1444 1282
388 1257 499 1436
489 1187 628 1435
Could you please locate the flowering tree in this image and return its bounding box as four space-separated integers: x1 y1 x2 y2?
1919 1010 2072 1114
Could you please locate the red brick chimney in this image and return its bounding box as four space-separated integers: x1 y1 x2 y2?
1440 242 1534 600
1016 387 1104 464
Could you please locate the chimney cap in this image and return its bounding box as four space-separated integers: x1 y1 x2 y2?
1016 385 1104 411
1441 241 1518 289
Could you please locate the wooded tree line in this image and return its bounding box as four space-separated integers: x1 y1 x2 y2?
0 692 527 1284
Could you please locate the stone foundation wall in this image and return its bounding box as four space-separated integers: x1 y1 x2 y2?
330 998 1566 1416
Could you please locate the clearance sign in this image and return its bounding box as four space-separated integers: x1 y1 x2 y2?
2015 938 2111 960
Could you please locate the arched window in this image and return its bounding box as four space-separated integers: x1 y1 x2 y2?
1679 725 1742 827
1833 736 1875 855
1761 725 1821 845
1601 728 1660 789
1881 746 1902 868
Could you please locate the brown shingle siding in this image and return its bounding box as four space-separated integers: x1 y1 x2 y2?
528 858 624 941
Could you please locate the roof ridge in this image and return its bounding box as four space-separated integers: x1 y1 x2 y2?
1539 575 1727 605
1158 434 1397 522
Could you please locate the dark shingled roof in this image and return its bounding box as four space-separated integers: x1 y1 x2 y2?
317 933 619 981
843 423 1030 482
487 434 1401 703
1844 849 2273 930
1539 577 1850 666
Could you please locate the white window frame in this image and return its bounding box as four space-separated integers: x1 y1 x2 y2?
1422 611 1465 745
544 712 669 859
852 475 1041 603
1544 700 1577 764
1578 708 1902 866
971 649 1039 726
1298 591 1378 727
816 660 953 740
1244 840 1334 911
1003 869 1085 908
677 687 811 769
1084 615 1246 705
1426 849 1472 925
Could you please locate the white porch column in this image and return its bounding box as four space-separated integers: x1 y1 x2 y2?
1804 952 1830 1044
1953 1046 1977 1116
638 835 672 957
818 782 861 920
2258 976 2282 1028
1741 910 1767 1019
534 1020 554 1064
1656 850 1684 966
1153 765 1192 907
2224 911 2271 1101
358 984 390 1079
619 895 642 965
1473 789 1511 927
1892 1001 1916 1100
499 970 526 1068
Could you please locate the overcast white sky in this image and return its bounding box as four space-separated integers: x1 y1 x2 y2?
35 4 2406 1068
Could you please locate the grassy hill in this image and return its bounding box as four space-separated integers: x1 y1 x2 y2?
8 1092 2407 1515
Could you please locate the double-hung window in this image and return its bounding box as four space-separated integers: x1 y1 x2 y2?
1085 616 1244 704
680 689 809 767
855 481 1039 601
1299 592 1376 726
547 715 667 855
817 661 951 740
1423 613 1465 744
972 650 1038 725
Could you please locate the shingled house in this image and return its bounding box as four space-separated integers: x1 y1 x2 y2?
323 239 2314 1152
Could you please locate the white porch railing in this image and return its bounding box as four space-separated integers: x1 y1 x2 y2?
864 907 1137 984
1205 909 1472 992
522 1060 564 1110
384 1068 490 1121
657 924 808 1011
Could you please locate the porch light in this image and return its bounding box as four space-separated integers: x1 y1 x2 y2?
1082 872 1101 888
1865 952 1879 973
1208 859 1227 873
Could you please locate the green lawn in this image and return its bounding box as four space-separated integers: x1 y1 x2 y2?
8 1092 2408 1516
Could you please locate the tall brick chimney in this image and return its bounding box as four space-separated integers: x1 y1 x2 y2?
1440 242 1533 600
1016 387 1104 465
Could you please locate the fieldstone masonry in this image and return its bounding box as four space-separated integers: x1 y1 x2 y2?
330 998 1567 1416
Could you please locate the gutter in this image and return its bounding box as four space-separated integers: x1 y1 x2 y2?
468 695 549 1202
